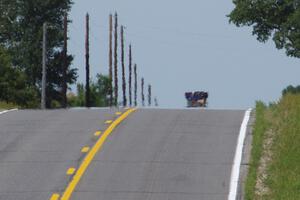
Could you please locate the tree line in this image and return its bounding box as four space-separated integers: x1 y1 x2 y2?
0 1 158 108
0 0 76 108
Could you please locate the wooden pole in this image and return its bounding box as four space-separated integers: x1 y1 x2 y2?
121 25 127 107
134 64 137 106
148 84 152 106
108 14 113 107
141 78 145 107
154 97 158 107
41 22 47 109
85 13 90 107
128 44 132 107
62 13 68 108
114 12 118 106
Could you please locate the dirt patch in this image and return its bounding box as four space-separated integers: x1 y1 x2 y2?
254 128 275 198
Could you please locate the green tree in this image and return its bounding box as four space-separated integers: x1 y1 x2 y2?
69 74 111 107
68 84 85 107
90 74 111 107
228 0 300 58
0 46 39 107
282 85 300 95
0 0 77 108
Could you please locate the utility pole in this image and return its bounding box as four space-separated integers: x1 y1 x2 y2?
108 14 113 107
134 64 137 106
62 13 68 108
121 25 127 107
154 97 158 107
141 78 145 107
148 84 152 107
41 22 47 110
128 44 132 107
114 12 118 106
85 13 90 108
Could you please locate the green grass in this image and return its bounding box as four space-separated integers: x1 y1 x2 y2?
0 101 18 110
245 101 269 200
245 94 300 200
266 95 300 199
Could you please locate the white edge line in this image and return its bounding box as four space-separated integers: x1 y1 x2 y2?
228 108 252 200
0 108 18 115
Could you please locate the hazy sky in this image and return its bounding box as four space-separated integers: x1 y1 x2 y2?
69 0 300 109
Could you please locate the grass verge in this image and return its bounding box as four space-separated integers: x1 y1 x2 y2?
245 94 300 200
245 101 268 200
0 101 18 110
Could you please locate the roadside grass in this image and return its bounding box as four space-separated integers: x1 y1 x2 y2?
245 94 300 200
245 101 269 200
0 101 18 110
266 95 300 199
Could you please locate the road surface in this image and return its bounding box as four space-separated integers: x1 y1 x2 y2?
0 108 246 200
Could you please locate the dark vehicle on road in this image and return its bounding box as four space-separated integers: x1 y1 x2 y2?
185 91 208 107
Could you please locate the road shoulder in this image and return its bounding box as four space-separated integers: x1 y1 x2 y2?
237 111 255 200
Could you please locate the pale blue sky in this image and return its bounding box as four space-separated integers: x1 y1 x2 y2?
69 0 300 109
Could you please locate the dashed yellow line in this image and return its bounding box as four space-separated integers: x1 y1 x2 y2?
81 146 90 153
60 108 137 200
66 168 76 175
115 112 122 116
105 120 113 124
94 131 102 137
49 193 60 200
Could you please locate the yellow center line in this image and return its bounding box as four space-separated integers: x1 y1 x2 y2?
49 193 60 200
105 120 113 124
66 168 76 175
81 146 90 153
115 112 122 116
60 108 137 200
94 131 102 137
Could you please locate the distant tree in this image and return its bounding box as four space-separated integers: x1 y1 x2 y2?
228 0 300 58
46 52 76 108
282 85 300 96
68 84 85 107
0 0 77 108
0 46 39 107
89 74 110 107
68 74 111 107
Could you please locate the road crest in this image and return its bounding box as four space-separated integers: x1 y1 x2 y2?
60 108 137 200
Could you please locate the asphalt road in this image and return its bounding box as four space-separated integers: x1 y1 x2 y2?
0 109 121 200
0 108 245 200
